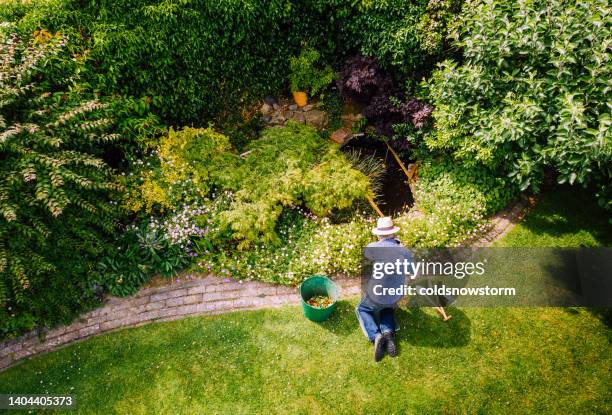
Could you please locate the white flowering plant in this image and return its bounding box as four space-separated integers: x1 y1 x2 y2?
194 207 317 284
396 157 516 247
192 207 375 284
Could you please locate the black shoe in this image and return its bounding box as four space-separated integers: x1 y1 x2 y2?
383 331 397 357
373 333 385 362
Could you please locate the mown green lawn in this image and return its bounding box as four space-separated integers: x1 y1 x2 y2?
495 186 612 247
1 187 610 414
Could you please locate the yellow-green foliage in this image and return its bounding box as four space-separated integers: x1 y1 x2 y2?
126 126 237 213
222 122 373 248
127 122 372 248
303 148 372 216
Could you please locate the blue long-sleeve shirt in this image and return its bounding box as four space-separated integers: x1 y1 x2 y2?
363 237 413 306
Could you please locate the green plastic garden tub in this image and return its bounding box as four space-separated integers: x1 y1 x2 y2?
299 275 339 322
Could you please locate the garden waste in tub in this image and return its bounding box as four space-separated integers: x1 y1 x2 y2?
299 275 339 322
305 295 334 309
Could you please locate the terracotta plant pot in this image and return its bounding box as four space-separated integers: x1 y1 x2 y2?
292 91 308 107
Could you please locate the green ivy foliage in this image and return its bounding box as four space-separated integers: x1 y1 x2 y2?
0 1 463 124
2 0 308 123
0 34 122 338
424 0 611 207
351 0 463 77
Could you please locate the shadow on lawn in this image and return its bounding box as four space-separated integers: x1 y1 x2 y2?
586 308 612 331
508 186 612 246
396 307 471 348
516 211 611 245
318 301 471 348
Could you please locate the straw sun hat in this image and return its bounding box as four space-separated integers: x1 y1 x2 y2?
371 216 400 236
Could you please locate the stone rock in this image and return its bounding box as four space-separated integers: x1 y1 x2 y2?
273 103 280 111
288 104 298 111
260 103 272 115
264 96 277 106
330 127 353 145
290 111 306 124
302 104 314 112
303 110 328 129
270 114 286 125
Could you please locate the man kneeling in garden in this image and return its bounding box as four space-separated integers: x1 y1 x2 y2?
356 217 413 362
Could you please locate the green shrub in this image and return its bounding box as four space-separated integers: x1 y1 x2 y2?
395 157 517 247
290 215 373 278
424 0 611 207
352 0 424 72
321 89 343 131
197 156 514 282
1 0 326 123
221 122 373 248
416 0 463 55
398 177 487 248
197 208 318 284
129 122 373 249
197 208 373 285
351 0 463 76
125 126 237 214
0 34 122 338
303 148 373 215
417 158 517 214
96 220 190 297
289 46 335 96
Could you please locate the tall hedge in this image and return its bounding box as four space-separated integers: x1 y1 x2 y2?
1 0 458 124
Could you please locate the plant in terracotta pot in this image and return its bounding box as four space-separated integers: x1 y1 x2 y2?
289 46 335 107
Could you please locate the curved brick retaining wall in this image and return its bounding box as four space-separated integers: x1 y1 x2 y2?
0 196 531 371
0 276 361 371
